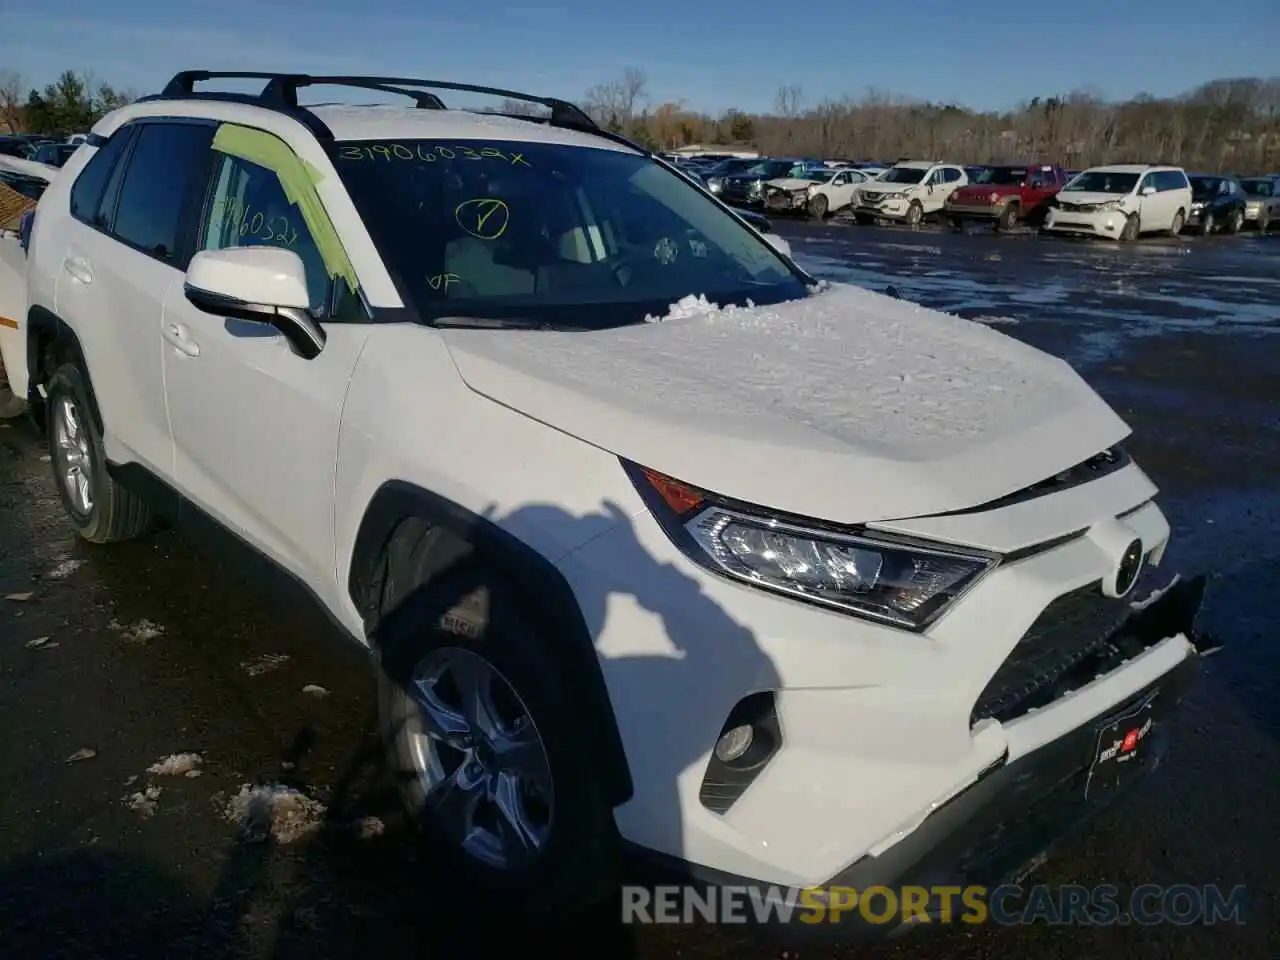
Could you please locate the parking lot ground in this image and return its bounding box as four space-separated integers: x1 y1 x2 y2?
1 223 1278 959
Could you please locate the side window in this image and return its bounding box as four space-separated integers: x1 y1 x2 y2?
112 122 215 265
944 167 962 182
200 152 342 315
1137 174 1154 194
833 172 849 185
69 128 132 226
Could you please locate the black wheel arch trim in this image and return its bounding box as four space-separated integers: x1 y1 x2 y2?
26 305 104 434
346 479 634 805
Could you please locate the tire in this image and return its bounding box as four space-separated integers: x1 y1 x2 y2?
996 203 1020 232
378 564 618 918
1169 209 1185 237
1120 214 1140 242
905 201 923 227
1258 211 1271 233
1226 209 1243 235
45 364 152 544
807 194 828 220
1199 212 1213 236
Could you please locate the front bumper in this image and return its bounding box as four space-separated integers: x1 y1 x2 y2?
855 197 910 219
763 191 808 213
626 575 1212 940
1042 210 1125 239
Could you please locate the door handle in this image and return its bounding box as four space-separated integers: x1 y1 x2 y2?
63 256 93 284
163 322 200 357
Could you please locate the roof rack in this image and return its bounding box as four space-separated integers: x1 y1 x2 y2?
142 71 608 144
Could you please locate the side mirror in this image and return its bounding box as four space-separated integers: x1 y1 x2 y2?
183 247 326 360
1141 185 1156 196
764 233 792 259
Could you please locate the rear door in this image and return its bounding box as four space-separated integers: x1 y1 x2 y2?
56 119 215 474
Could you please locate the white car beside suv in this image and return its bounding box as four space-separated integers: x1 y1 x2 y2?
0 70 1214 936
1043 164 1192 241
761 166 872 220
853 160 968 226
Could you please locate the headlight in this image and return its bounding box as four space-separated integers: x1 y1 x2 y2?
708 177 723 191
626 463 997 630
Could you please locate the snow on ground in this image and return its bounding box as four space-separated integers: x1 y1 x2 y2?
224 783 327 844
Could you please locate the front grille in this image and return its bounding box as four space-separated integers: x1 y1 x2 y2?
971 580 1141 726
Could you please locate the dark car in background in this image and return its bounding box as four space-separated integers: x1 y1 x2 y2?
720 157 817 207
32 143 80 168
1187 175 1248 234
945 163 1067 230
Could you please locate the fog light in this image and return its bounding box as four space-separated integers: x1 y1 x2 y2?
714 724 753 762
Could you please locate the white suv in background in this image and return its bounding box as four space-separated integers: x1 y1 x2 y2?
2 71 1213 937
853 160 968 226
1043 165 1192 241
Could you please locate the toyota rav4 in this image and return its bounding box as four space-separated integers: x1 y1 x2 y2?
0 71 1213 937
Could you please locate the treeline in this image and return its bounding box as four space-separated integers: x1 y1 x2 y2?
0 70 136 136
584 70 1280 174
5 66 1278 174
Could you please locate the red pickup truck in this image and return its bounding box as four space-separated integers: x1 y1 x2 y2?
944 163 1067 231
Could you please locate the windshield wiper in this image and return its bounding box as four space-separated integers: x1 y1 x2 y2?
432 315 552 330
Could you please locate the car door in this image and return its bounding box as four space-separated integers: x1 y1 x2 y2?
920 168 946 211
1135 172 1161 230
56 120 215 476
161 125 371 589
827 170 855 208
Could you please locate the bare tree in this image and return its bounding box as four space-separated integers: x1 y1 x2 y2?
0 71 23 133
583 67 648 127
775 84 803 118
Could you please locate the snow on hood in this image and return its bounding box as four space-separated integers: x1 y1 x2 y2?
441 283 1130 524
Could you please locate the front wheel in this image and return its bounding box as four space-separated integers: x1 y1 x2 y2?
1168 209 1185 237
378 567 618 917
905 201 923 227
807 194 828 220
1199 212 1213 236
996 203 1020 231
1226 209 1243 234
1120 213 1140 242
1258 211 1271 233
45 364 152 544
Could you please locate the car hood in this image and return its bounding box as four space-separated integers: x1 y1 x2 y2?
1056 190 1129 206
440 283 1130 524
0 155 57 182
767 177 821 191
954 183 1021 199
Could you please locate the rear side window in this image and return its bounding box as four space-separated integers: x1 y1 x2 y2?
112 122 215 264
69 129 132 224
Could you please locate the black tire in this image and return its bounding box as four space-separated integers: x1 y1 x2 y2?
1199 212 1213 236
1226 209 1243 234
1258 211 1271 233
1168 209 1185 237
807 194 828 220
45 364 152 544
996 203 1020 232
1120 214 1140 242
905 201 923 227
377 564 618 918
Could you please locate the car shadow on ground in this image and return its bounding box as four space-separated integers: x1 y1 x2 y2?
2 485 781 958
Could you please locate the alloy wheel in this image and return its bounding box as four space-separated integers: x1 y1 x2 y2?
407 647 554 871
52 396 93 515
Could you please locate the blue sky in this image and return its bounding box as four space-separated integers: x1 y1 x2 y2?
3 0 1277 115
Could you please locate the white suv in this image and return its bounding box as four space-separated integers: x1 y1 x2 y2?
2 71 1213 933
853 160 968 226
1043 165 1192 241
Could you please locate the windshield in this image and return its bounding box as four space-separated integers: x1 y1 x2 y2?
975 167 1028 185
744 160 798 178
332 139 808 328
1240 179 1274 197
1063 171 1138 194
1190 177 1223 199
880 167 927 185
703 159 756 178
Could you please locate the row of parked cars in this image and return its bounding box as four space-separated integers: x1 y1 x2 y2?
665 153 1280 241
